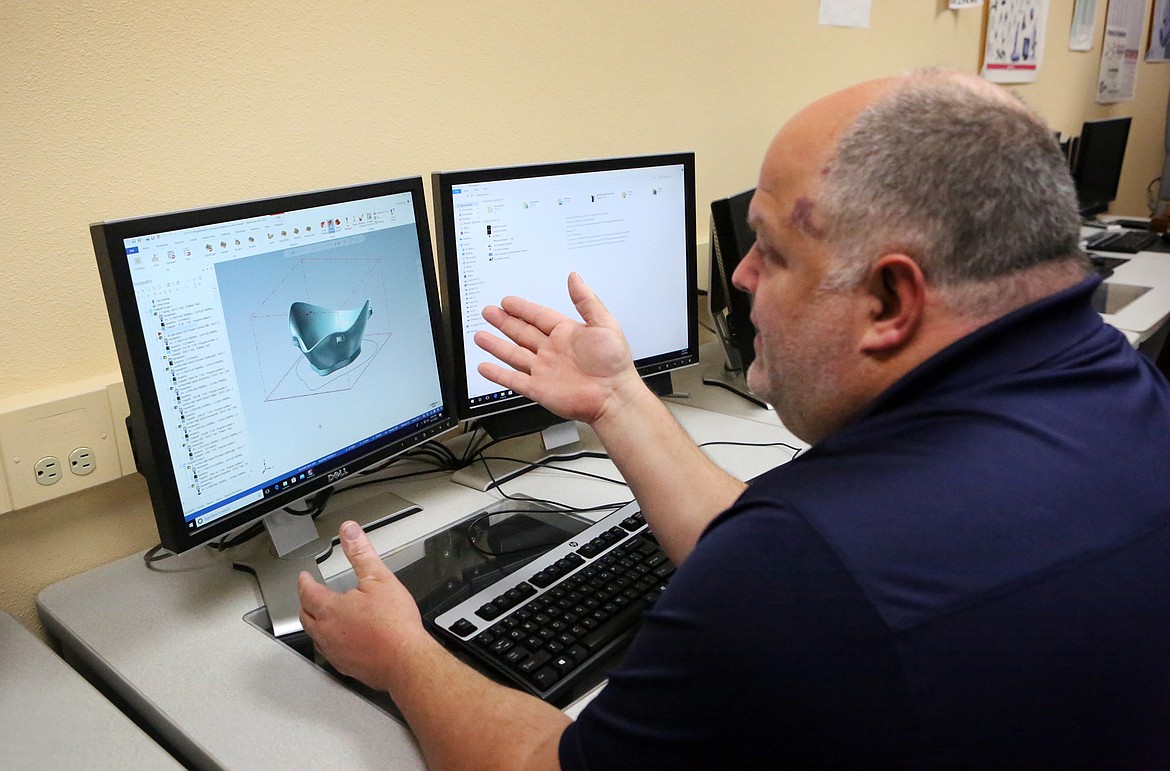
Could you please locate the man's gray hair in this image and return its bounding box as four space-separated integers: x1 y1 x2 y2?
818 71 1084 309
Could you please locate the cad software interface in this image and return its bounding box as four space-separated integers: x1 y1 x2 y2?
450 162 690 407
124 192 446 533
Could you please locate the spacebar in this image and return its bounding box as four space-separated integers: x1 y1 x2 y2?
579 600 649 652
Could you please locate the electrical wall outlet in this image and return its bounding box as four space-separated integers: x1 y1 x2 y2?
68 447 97 476
0 375 126 510
35 456 64 485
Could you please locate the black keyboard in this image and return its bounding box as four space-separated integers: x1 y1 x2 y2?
433 501 673 704
1085 229 1159 253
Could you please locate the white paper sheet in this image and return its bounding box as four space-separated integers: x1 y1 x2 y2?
1096 0 1144 102
1069 0 1098 51
819 0 871 29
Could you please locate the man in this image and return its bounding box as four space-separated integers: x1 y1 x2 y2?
298 69 1170 767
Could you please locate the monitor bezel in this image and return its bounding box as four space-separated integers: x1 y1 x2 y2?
432 153 699 423
91 176 459 554
1074 116 1132 217
708 187 757 373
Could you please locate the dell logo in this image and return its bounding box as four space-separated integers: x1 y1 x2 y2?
327 467 348 483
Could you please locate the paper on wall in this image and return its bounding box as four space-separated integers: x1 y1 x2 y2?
1096 0 1144 102
819 0 871 29
981 0 1050 84
1069 0 1097 51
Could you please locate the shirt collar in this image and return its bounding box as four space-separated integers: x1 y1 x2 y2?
857 274 1106 421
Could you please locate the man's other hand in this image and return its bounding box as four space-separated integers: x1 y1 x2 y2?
474 272 642 425
297 521 431 693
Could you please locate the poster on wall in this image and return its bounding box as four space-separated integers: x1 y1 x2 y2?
1069 0 1098 51
981 0 1050 83
1147 0 1170 61
1096 0 1144 102
950 0 983 8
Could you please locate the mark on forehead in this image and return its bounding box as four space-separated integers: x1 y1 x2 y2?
790 196 827 239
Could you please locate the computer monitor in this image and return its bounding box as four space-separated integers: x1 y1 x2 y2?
703 188 767 408
91 176 457 635
432 153 698 487
1074 116 1132 218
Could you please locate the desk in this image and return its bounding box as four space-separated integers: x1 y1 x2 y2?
0 612 181 769
37 381 799 770
1098 251 1170 346
1081 227 1170 348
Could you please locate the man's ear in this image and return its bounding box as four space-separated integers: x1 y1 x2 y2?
859 254 926 354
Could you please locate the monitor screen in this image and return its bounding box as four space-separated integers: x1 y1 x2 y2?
708 188 756 373
92 177 457 555
1074 116 1132 217
433 153 698 428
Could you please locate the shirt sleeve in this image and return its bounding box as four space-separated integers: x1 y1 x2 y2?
558 503 916 769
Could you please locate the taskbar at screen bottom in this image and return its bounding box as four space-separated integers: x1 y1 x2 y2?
182 409 452 531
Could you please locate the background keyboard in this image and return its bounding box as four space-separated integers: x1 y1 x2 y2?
1085 229 1159 253
433 501 673 704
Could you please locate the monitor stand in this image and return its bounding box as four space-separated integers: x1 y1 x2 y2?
704 311 772 410
451 373 680 493
451 404 586 493
230 489 420 638
701 361 772 410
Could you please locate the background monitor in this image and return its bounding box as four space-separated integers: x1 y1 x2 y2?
432 153 698 476
703 187 767 408
1074 116 1132 218
92 177 457 634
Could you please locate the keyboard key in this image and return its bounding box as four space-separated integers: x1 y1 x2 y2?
580 600 648 653
518 650 552 675
529 667 559 689
653 563 675 580
449 618 477 637
475 602 503 621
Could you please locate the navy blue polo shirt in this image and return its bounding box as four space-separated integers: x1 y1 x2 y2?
560 277 1170 768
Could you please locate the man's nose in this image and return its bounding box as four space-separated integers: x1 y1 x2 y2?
731 246 759 294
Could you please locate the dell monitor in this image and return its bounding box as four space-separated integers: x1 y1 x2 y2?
432 153 698 488
704 188 767 408
91 176 457 635
1074 116 1132 218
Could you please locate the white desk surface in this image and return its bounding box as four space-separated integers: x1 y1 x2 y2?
1098 251 1170 343
1081 226 1170 343
38 392 799 770
0 611 182 769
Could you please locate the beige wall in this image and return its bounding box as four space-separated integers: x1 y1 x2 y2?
2 1 1169 638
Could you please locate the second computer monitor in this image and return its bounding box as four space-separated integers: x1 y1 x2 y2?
433 153 698 434
1074 116 1132 218
709 188 757 373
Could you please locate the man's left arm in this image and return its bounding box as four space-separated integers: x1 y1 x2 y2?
297 521 569 770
